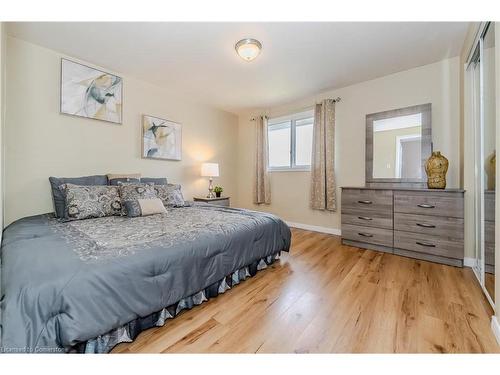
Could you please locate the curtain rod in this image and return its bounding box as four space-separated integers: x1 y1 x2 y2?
249 115 269 122
249 97 341 121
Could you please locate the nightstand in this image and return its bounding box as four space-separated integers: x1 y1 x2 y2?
193 196 230 207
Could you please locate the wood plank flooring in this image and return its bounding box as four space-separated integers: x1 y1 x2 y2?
486 273 495 303
113 228 499 353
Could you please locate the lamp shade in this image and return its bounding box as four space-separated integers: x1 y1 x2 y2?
201 163 219 177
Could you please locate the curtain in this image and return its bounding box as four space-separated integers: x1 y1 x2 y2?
310 99 337 211
253 116 271 204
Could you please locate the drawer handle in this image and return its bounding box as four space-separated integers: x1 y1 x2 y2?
416 223 436 228
416 241 436 247
358 200 373 205
358 232 373 238
417 204 435 209
358 216 373 221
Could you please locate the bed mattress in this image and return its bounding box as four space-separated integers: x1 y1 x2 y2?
0 204 291 353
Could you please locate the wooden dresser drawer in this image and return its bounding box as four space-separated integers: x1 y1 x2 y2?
394 213 463 239
485 242 495 266
485 220 495 243
342 212 392 229
485 220 495 266
342 224 393 247
394 191 463 218
394 231 463 259
485 191 495 222
342 188 393 214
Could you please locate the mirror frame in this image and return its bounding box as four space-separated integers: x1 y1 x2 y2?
365 103 432 185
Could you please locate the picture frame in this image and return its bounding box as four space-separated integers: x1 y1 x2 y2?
142 114 182 161
60 58 123 124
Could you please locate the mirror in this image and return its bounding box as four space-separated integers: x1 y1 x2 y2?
482 22 495 302
366 104 432 184
468 22 495 306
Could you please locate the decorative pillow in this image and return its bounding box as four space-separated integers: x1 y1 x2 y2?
49 175 108 218
118 183 157 215
154 184 186 207
109 177 141 186
60 184 122 221
140 177 168 185
124 198 167 217
107 173 141 186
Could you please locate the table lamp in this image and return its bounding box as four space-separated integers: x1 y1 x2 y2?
201 162 219 198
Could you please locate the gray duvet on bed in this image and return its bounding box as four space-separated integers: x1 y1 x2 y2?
0 204 290 353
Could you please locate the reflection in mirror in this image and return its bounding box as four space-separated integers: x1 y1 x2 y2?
366 103 431 185
372 113 422 179
482 22 495 302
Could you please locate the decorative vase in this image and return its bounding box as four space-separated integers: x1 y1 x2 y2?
485 150 496 190
425 151 448 189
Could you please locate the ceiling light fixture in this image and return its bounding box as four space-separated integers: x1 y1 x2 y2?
235 38 262 62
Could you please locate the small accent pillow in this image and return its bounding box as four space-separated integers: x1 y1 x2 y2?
118 183 157 215
60 184 122 221
107 173 141 186
124 198 167 217
154 184 186 207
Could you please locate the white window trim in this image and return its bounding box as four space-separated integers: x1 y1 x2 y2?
267 109 314 172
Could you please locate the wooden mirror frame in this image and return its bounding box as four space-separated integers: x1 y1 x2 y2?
365 103 432 186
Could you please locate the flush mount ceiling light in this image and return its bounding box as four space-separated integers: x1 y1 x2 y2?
235 38 262 62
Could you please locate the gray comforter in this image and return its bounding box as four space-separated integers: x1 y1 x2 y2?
0 205 290 353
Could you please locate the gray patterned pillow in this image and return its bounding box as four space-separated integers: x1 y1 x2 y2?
49 175 108 218
141 177 168 185
118 183 157 215
60 184 122 221
108 177 140 186
154 184 186 207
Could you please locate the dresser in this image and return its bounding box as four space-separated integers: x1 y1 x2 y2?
341 187 465 267
484 190 495 274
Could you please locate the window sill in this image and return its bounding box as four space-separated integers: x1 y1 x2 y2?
268 168 311 173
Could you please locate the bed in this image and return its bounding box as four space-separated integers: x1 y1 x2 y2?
0 204 291 353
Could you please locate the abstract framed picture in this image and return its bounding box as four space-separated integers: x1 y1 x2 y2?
142 115 182 161
60 58 123 124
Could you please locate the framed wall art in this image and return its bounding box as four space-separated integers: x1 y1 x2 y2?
61 58 123 124
142 114 182 161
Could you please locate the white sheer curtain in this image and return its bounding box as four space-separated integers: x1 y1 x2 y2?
310 99 337 211
253 116 271 204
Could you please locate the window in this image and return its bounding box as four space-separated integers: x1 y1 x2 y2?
267 110 314 171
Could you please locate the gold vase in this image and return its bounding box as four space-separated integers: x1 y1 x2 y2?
425 151 448 189
485 150 496 190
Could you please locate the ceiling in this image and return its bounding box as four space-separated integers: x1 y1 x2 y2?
7 22 469 114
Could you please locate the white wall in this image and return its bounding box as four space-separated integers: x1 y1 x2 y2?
236 57 461 234
4 36 239 225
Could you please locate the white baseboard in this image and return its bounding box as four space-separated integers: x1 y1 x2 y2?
463 257 475 268
286 221 341 236
491 316 500 346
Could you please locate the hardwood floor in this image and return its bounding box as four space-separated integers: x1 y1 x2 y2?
113 228 499 353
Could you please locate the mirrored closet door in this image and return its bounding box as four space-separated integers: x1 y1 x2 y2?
468 22 496 305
